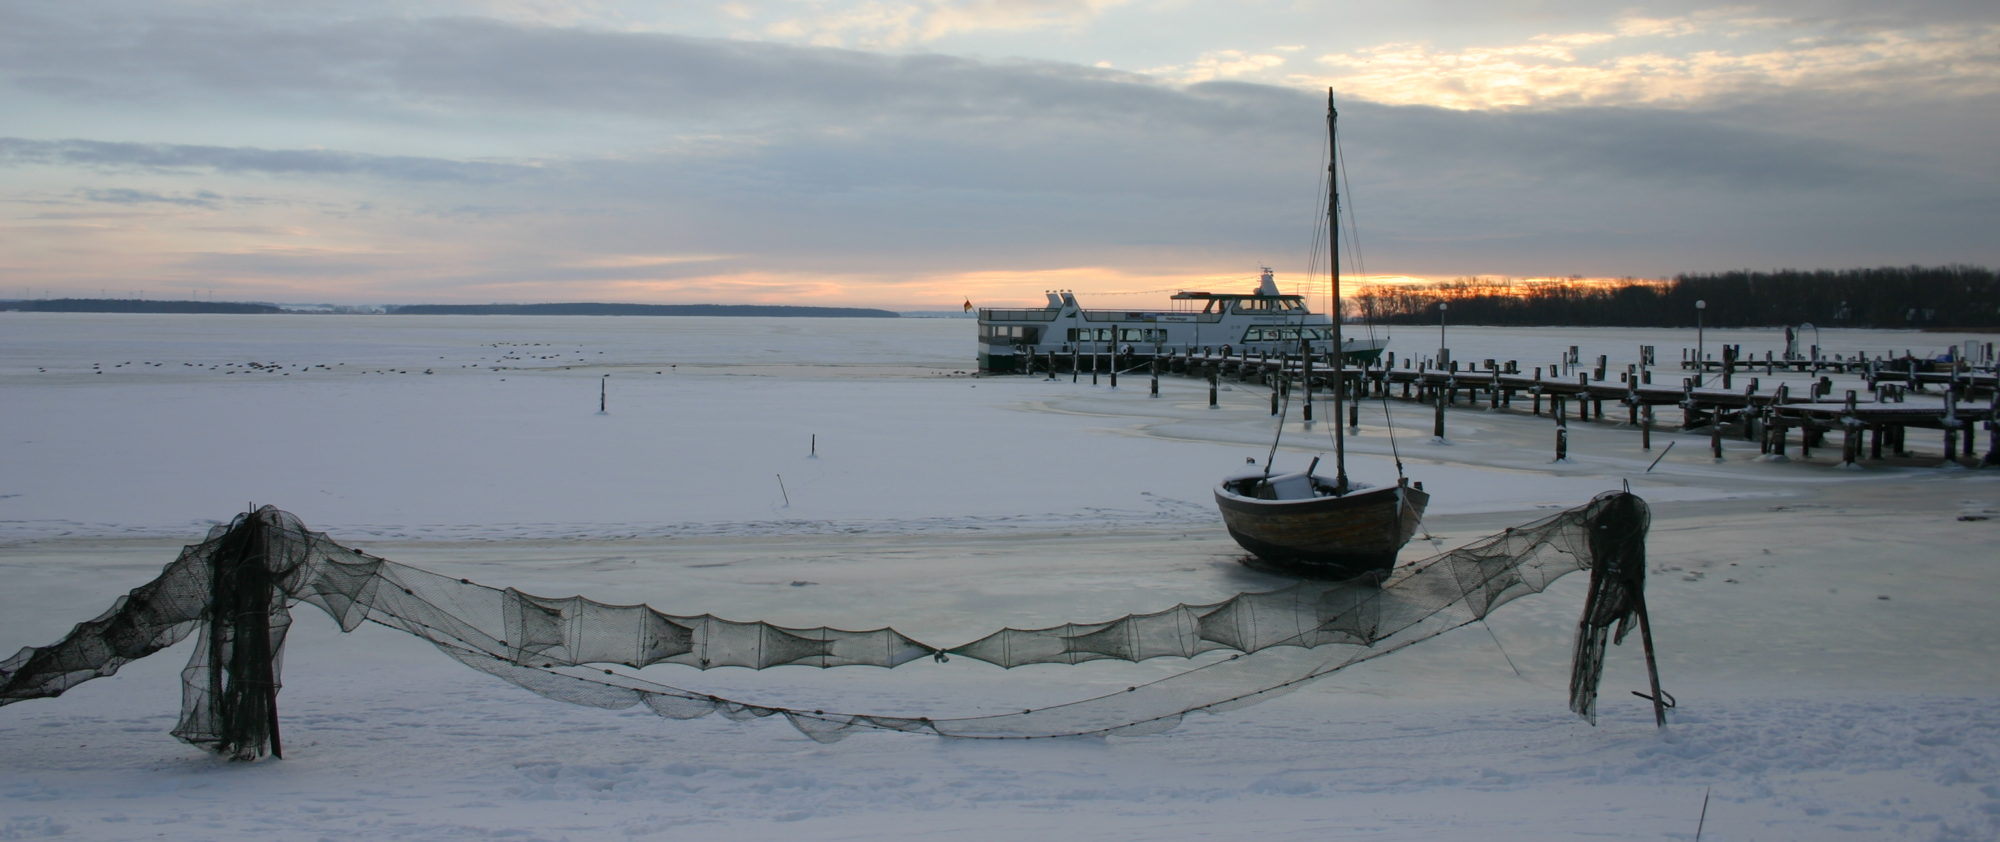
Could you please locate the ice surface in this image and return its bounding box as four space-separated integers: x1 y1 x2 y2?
2 313 1996 840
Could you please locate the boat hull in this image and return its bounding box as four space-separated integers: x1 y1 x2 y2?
1214 478 1429 581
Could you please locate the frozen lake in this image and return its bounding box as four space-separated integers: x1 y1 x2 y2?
2 312 1996 840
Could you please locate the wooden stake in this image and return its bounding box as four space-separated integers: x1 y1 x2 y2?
1632 595 1671 728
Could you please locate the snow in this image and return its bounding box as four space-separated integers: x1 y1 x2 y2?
3 312 1998 840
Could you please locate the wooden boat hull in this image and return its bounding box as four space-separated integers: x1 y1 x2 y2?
1214 477 1429 581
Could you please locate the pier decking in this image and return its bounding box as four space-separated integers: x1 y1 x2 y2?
1002 345 2000 468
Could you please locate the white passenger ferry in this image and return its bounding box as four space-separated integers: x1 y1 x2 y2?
974 268 1387 373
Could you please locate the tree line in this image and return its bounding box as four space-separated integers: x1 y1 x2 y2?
1352 265 1999 328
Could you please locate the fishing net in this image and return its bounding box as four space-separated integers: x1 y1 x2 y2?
1 492 1652 754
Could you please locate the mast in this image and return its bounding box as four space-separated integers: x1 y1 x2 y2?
1328 89 1349 495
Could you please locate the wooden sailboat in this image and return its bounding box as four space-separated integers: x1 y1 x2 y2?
1215 90 1428 581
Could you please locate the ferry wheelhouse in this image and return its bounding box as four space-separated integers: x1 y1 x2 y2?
975 268 1386 373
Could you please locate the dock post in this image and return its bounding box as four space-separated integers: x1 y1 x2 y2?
1744 380 1760 440
1578 374 1590 422
1554 397 1568 461
1842 392 1861 466
1433 377 1447 439
1943 386 1959 464
1208 366 1218 408
1150 354 1159 398
1642 404 1653 450
1988 389 2000 466
1301 346 1314 423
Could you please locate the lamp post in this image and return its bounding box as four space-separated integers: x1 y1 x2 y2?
1695 299 1707 371
1438 301 1448 366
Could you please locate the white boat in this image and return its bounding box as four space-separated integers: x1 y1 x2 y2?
974 268 1387 373
1213 89 1426 582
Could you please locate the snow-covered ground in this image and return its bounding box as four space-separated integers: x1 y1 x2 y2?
2 313 1996 841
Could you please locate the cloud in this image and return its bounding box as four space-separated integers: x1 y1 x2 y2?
79 187 224 208
0 138 539 184
1 4 1993 302
764 0 1126 49
1149 50 1290 84
1310 16 2000 111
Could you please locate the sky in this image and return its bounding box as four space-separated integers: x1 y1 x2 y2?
2 1 1996 310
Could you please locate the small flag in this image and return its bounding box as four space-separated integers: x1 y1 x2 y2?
963 299 973 312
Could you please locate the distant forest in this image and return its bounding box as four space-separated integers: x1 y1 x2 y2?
1 298 283 314
1356 265 2000 329
386 303 899 317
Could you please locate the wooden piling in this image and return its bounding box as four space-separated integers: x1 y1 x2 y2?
1433 378 1447 439
1555 396 1569 461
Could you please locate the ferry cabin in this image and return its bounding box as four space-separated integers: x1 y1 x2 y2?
976 269 1347 373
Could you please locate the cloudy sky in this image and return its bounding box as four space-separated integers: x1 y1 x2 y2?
4 1 1995 309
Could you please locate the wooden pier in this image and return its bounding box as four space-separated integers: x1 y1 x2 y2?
1007 345 2000 468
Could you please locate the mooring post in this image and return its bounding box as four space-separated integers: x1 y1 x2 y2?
1554 397 1569 460
1208 365 1218 408
1842 391 1861 466
1943 386 1959 465
1433 377 1448 439
1301 345 1314 424
1711 409 1724 461
1641 403 1653 450
1744 380 1760 441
